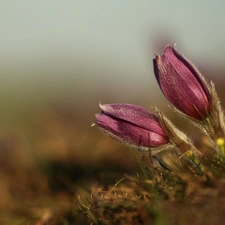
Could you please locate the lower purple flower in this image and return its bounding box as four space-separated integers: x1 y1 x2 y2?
95 103 169 151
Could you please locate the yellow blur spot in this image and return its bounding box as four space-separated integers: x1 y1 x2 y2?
186 150 193 158
217 137 225 146
217 137 225 155
186 150 204 173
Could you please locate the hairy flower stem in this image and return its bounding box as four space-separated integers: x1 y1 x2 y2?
192 83 225 156
207 83 225 156
154 108 204 174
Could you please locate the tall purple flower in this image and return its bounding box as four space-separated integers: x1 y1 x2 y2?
153 45 211 120
94 103 169 151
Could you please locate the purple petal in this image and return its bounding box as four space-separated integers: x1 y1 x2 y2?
99 103 167 137
153 45 211 120
95 113 168 148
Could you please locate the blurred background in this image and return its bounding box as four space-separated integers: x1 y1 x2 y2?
0 0 225 223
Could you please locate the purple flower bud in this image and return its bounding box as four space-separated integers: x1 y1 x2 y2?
95 103 169 151
153 45 211 120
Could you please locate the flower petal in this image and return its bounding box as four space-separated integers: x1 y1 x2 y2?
153 45 211 120
95 113 169 149
100 103 167 137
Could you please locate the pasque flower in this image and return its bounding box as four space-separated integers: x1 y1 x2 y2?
153 45 211 120
94 103 169 151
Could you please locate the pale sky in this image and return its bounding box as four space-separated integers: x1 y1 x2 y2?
0 0 225 105
1 1 224 63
